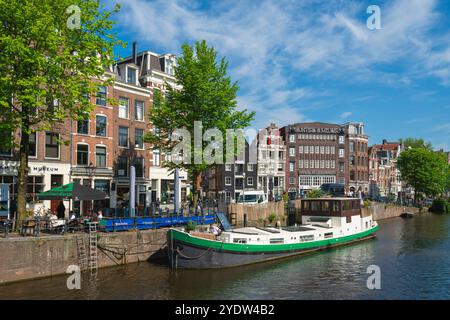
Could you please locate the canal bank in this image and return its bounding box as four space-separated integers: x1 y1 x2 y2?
0 228 167 284
1 212 449 299
0 204 422 284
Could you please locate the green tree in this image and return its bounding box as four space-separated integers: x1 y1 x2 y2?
145 40 254 203
397 148 448 203
0 0 122 225
400 137 433 151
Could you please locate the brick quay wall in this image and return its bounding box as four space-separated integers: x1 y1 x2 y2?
0 203 422 284
0 229 167 284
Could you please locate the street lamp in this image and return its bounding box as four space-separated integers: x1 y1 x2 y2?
242 172 246 204
85 162 96 215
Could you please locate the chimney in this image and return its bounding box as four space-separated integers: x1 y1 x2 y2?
132 41 137 65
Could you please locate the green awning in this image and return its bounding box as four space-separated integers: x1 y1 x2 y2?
38 183 107 201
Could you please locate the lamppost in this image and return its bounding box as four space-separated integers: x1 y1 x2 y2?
85 162 96 215
242 172 246 204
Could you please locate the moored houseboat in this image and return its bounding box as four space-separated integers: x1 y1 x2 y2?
167 198 378 269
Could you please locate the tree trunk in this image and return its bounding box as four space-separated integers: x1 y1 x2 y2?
16 124 30 230
191 170 202 206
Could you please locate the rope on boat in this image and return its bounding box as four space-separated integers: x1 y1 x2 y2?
175 240 224 260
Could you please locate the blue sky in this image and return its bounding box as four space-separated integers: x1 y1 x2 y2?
106 0 450 150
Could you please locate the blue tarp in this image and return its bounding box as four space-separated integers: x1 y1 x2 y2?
99 214 216 232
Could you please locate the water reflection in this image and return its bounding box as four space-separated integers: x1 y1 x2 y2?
1 213 450 300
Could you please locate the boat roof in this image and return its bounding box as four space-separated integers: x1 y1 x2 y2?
303 197 360 201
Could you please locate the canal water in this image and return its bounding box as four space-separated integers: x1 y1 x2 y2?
1 213 450 300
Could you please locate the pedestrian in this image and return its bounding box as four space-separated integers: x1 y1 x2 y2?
56 201 65 219
9 198 17 221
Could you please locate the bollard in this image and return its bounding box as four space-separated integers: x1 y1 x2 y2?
244 214 247 227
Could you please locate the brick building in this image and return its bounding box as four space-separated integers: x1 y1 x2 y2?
280 122 347 198
368 140 403 200
0 123 72 215
202 141 258 204
114 46 188 206
257 123 285 200
344 122 369 195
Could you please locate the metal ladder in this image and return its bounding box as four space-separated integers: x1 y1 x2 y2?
76 235 88 271
88 222 98 276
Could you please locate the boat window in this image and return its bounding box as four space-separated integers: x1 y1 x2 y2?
332 201 340 212
233 238 247 244
323 201 330 211
299 235 314 242
324 232 333 239
343 201 351 211
303 201 310 211
311 201 320 211
270 238 284 244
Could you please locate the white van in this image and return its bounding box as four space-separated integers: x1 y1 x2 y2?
237 190 268 204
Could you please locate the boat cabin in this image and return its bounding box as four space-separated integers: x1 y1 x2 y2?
301 198 373 232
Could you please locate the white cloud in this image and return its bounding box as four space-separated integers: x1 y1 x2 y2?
113 0 450 128
339 112 353 120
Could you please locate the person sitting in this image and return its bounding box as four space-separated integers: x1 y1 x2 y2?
209 223 221 236
97 211 103 220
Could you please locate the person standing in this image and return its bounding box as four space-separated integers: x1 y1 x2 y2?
9 198 17 221
56 201 66 219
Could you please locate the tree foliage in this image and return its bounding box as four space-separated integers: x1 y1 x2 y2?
400 137 433 151
0 0 122 221
145 40 255 193
397 148 448 200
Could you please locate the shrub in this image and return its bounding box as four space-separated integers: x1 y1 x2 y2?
429 199 447 214
185 220 196 232
363 200 371 209
306 189 325 199
268 213 276 224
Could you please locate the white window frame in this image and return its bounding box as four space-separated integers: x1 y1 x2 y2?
76 143 89 166
95 114 107 137
44 132 60 160
95 145 107 168
118 97 129 119
225 176 232 186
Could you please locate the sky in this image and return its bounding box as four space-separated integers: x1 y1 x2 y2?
105 0 450 151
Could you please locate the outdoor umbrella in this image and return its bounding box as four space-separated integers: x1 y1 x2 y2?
38 183 107 201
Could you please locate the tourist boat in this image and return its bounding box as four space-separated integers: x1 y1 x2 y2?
167 198 379 269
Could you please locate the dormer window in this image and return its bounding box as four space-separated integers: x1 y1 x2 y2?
127 66 137 85
165 57 175 75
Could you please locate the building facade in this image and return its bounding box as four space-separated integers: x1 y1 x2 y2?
114 46 188 206
280 122 348 198
202 141 258 204
344 122 369 195
368 140 403 200
257 123 285 200
0 124 72 216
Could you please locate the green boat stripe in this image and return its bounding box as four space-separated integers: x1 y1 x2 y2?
169 225 379 253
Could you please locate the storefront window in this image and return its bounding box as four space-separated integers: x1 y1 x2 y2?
26 176 44 202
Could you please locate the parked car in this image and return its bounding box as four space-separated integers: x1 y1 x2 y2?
319 184 345 197
237 191 268 204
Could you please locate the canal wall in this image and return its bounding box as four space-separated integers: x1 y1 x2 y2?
366 203 421 220
0 203 421 284
0 229 167 284
227 201 286 226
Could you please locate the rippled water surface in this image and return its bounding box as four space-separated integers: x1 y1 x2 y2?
1 213 450 299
